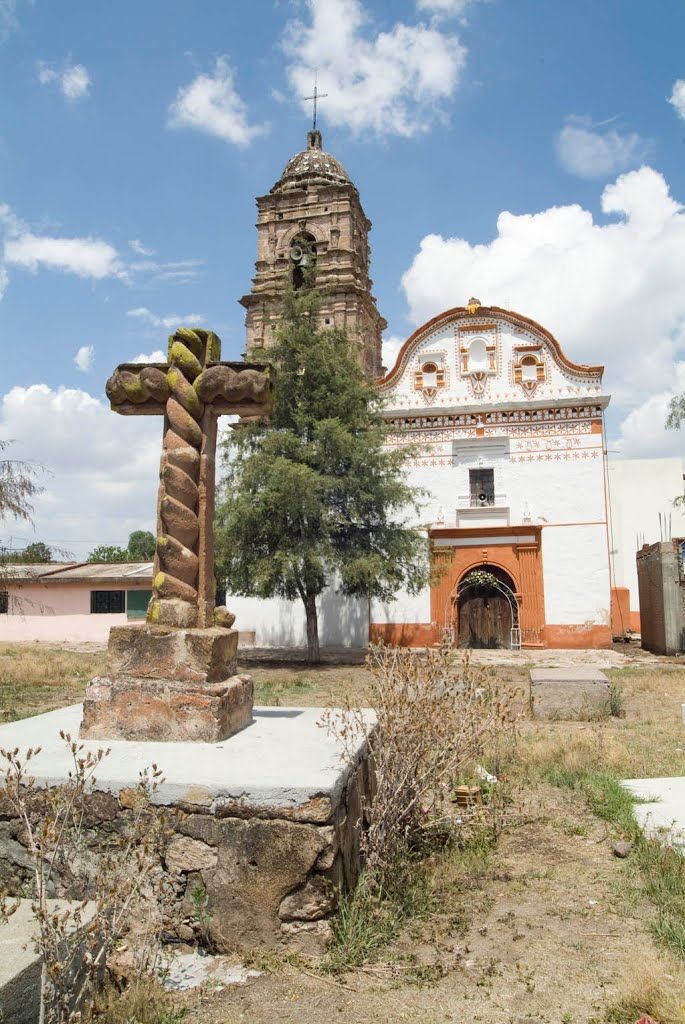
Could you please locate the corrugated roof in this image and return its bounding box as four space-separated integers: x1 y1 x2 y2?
1 562 153 584
0 562 78 581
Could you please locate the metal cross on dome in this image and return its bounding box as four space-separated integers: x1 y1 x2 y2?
302 71 328 131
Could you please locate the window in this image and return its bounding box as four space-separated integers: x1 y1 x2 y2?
414 358 446 391
90 590 125 614
521 355 538 381
126 589 152 620
0 591 8 614
468 338 488 372
469 468 495 507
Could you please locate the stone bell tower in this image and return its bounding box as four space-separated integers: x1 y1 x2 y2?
239 129 386 377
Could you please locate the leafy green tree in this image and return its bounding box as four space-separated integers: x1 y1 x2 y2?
214 282 427 663
87 545 128 563
20 541 53 562
126 530 156 561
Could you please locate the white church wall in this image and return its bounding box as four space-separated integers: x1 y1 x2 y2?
370 585 431 626
229 586 369 648
607 457 685 614
542 524 610 626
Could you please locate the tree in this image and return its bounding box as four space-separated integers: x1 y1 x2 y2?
126 530 156 561
87 545 128 563
87 531 156 563
0 440 41 525
214 281 428 663
19 541 52 563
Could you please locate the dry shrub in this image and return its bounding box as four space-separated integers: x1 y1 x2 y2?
325 642 519 883
0 735 170 1024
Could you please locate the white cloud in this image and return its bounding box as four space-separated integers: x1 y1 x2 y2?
669 79 685 121
0 203 200 292
556 116 649 179
283 0 466 137
382 334 404 371
130 350 166 364
37 59 91 102
416 0 479 18
126 307 205 331
0 385 160 558
74 345 94 372
400 166 685 457
129 239 154 257
0 0 19 43
614 373 685 460
4 232 123 279
168 57 266 147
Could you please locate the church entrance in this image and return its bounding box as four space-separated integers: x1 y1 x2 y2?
455 566 519 649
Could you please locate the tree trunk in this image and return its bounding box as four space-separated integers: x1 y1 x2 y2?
303 593 321 664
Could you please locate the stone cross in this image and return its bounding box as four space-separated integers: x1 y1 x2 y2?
106 327 271 631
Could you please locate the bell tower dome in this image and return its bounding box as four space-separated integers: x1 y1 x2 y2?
239 129 386 376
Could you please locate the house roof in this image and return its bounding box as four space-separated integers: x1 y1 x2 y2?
1 562 153 585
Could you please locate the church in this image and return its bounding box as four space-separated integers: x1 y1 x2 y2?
229 127 614 650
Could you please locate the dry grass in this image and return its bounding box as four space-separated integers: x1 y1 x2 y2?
600 956 685 1023
0 643 105 722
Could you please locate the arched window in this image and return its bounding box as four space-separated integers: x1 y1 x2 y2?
521 355 538 381
468 338 488 371
289 232 316 290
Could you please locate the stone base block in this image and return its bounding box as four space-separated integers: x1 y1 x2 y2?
106 624 238 684
0 706 373 954
530 667 611 720
80 674 253 742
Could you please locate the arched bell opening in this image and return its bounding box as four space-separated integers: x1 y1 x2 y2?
290 231 317 291
452 565 520 650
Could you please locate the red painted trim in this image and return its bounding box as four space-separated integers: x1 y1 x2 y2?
545 624 612 649
369 623 438 647
377 305 604 388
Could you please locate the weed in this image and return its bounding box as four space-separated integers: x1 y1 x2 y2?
83 977 187 1023
608 682 626 718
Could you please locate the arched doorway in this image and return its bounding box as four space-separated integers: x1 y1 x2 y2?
454 566 519 649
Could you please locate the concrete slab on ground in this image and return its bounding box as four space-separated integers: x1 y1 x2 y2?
0 704 372 813
0 900 98 1024
623 776 685 847
529 667 611 720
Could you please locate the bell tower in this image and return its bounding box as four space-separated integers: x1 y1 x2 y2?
239 129 386 377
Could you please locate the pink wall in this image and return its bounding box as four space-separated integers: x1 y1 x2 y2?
0 583 151 643
0 613 130 643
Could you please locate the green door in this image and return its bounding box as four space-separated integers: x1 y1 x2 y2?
127 589 152 620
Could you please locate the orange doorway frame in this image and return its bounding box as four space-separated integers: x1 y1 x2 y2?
429 525 546 648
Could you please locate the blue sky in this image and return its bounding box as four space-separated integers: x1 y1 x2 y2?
1 0 685 556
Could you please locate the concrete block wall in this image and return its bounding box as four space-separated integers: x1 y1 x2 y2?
636 540 685 655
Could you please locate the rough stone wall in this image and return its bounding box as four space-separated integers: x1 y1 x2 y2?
0 751 372 955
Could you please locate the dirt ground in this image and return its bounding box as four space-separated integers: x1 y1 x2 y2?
2 642 685 1021
173 782 680 1024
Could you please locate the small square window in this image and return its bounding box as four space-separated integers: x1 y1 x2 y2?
277 212 284 220
469 468 495 506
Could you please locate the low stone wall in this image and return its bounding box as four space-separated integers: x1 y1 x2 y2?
0 716 372 955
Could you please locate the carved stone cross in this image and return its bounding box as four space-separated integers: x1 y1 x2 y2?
105 327 272 630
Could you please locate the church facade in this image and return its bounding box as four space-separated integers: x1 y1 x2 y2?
232 131 613 649
371 301 612 649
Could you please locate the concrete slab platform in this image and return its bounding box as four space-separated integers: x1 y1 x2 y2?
0 704 369 813
529 667 611 720
0 900 98 1024
623 776 685 848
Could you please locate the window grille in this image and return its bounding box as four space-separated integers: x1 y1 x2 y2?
90 590 125 614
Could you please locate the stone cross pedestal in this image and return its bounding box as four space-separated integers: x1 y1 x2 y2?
80 328 272 742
